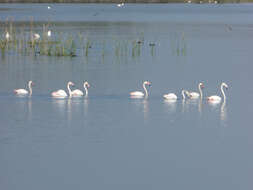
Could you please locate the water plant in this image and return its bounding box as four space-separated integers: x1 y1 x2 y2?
0 19 188 61
170 32 187 56
84 38 91 57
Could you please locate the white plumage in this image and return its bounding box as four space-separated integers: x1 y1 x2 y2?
33 33 40 40
207 82 228 104
72 81 90 97
14 81 34 96
51 90 68 98
51 82 74 98
5 32 10 40
163 93 177 100
117 3 124 7
47 30 51 37
14 89 29 95
207 95 221 102
187 82 204 99
130 91 144 97
130 81 151 98
72 89 84 96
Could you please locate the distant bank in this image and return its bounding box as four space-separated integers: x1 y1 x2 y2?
0 0 252 3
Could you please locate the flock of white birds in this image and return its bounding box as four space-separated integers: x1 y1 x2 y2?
9 4 228 104
13 81 228 104
5 30 51 42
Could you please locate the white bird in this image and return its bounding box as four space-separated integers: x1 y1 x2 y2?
181 90 188 100
14 81 34 96
51 81 75 98
186 82 204 99
163 93 177 100
47 30 51 37
33 33 40 40
5 32 10 40
117 3 124 7
207 82 228 103
48 6 51 9
163 89 188 100
130 81 151 98
72 81 90 97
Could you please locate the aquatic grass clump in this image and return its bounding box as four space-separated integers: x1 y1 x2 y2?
0 19 79 57
62 35 76 57
149 42 156 56
170 32 187 56
0 19 189 61
51 34 76 57
179 32 187 56
85 39 91 57
0 39 7 54
131 40 142 58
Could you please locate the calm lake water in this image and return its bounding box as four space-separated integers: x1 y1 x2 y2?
0 3 253 190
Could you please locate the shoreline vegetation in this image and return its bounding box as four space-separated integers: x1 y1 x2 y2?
0 19 187 60
0 0 252 3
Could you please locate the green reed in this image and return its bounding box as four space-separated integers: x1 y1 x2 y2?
0 19 188 60
170 32 187 56
0 19 79 57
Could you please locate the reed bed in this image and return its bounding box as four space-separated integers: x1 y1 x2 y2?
0 19 188 61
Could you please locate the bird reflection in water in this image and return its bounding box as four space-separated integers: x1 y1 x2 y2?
198 99 203 115
84 97 89 117
68 97 86 126
208 99 228 126
27 97 32 121
16 96 33 122
220 101 227 126
131 98 149 121
182 99 199 113
143 99 149 120
67 98 72 124
182 99 186 113
52 98 67 118
164 99 177 113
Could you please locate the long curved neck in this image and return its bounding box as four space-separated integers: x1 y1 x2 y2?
198 84 203 99
67 83 72 97
221 84 226 103
28 83 32 96
143 83 148 97
181 90 185 99
84 85 88 97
